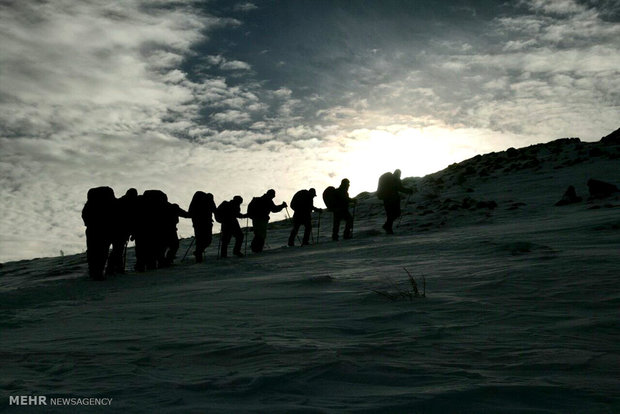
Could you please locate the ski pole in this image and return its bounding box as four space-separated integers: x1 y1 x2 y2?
181 237 195 261
244 218 249 255
284 207 292 223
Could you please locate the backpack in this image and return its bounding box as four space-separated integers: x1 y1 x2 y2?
376 172 394 200
214 201 228 223
247 197 261 220
83 186 115 227
87 186 115 203
322 186 337 210
188 191 206 215
290 190 305 211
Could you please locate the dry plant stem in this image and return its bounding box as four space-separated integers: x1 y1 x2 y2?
374 268 426 301
404 267 419 297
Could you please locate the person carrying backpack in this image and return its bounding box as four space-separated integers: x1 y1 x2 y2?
288 188 321 246
82 186 116 280
158 195 191 268
247 189 287 253
133 189 169 271
108 188 138 275
188 191 217 263
377 169 413 234
215 196 248 258
324 178 356 241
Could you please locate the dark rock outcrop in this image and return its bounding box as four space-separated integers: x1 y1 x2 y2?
555 185 582 206
600 128 620 145
587 179 619 199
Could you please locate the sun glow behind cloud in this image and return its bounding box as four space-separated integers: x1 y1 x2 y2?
328 123 525 196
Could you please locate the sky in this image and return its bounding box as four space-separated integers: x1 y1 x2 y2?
1 0 619 263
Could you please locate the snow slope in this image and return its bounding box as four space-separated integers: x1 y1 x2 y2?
1 134 619 413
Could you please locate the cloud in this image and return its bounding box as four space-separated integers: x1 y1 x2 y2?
500 3 620 48
272 87 293 98
203 55 252 71
234 2 258 12
0 0 258 261
525 0 587 15
211 110 252 125
220 60 252 71
307 0 620 142
0 1 224 144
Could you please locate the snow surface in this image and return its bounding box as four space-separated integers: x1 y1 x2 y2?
1 138 619 413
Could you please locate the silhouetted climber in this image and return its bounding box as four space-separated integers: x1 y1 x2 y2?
134 190 168 271
160 201 191 267
247 189 287 253
377 169 413 234
82 186 116 280
288 188 321 246
215 196 248 258
324 178 355 241
188 191 217 263
107 188 138 275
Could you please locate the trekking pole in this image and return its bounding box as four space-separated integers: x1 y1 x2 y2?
316 210 321 244
396 193 412 228
244 218 249 255
351 202 357 237
181 237 195 261
122 240 128 271
285 207 302 244
216 232 222 260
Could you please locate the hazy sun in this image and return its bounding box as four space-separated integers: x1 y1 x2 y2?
336 126 479 195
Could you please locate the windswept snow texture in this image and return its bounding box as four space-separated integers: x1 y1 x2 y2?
1 137 620 413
